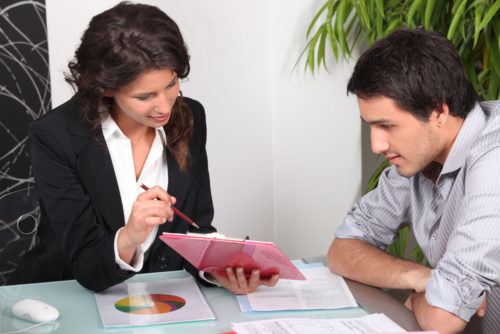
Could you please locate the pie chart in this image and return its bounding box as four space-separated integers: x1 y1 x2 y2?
114 294 186 314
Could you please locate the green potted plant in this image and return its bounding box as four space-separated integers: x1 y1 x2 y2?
299 0 500 262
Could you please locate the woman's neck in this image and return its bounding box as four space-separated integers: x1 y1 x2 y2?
111 111 156 180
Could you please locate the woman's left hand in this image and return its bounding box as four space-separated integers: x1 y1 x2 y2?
211 268 279 294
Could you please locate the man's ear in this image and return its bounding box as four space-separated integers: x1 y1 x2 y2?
432 104 450 127
102 89 114 97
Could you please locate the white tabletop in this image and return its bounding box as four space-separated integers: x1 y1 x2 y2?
1 262 372 334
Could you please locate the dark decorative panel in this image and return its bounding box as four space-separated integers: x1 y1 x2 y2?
0 0 48 284
0 0 50 197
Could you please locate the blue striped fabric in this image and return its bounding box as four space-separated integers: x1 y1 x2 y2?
335 101 500 334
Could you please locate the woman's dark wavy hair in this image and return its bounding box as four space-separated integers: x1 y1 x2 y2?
65 1 193 171
347 29 479 120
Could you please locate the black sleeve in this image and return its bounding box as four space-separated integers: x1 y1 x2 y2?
29 109 134 292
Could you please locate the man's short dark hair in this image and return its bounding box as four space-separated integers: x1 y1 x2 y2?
347 29 479 120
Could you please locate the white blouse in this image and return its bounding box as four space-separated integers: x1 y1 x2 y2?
101 116 168 272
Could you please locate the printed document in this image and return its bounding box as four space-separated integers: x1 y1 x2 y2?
238 266 357 312
231 313 406 334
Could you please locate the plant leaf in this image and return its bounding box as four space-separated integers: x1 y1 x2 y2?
424 0 436 30
493 18 500 63
293 39 313 73
409 244 426 265
407 0 423 28
489 39 500 77
473 2 483 48
335 0 349 57
307 25 325 74
343 1 356 53
463 52 479 90
365 158 391 193
457 28 474 59
477 1 500 32
447 0 468 40
326 19 339 60
375 0 385 18
399 227 408 257
386 0 402 9
350 22 365 54
357 0 372 29
318 26 328 70
345 9 359 37
477 68 490 87
376 7 383 38
306 1 330 38
486 66 499 100
386 17 403 35
387 243 395 257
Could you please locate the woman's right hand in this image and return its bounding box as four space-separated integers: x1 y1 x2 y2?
117 186 176 263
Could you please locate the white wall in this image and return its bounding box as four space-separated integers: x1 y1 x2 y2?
46 0 362 259
270 1 361 259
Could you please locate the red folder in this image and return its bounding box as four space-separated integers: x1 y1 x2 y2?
159 233 306 280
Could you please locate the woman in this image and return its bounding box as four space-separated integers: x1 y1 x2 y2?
9 1 278 293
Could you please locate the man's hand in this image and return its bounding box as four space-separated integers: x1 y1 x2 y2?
211 268 279 294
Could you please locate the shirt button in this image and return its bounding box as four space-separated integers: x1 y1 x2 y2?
431 234 437 240
156 255 168 270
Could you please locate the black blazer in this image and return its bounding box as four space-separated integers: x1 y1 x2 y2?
9 97 216 291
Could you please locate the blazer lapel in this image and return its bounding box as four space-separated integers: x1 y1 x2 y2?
166 150 189 208
67 105 125 233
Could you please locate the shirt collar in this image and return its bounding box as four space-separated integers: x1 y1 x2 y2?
101 115 121 141
101 115 167 145
441 103 487 174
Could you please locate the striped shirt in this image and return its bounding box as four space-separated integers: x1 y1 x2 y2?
335 101 500 334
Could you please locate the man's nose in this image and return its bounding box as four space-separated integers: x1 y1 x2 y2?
371 128 389 154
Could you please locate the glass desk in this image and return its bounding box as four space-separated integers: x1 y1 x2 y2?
0 259 420 333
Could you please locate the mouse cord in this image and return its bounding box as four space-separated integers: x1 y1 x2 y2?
0 321 56 334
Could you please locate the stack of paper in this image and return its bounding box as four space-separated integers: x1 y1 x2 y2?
231 313 407 334
237 266 358 312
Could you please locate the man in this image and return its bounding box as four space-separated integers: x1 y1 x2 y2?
328 29 499 334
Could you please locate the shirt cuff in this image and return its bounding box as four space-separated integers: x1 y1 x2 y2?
199 270 221 286
334 217 389 250
425 269 485 321
114 227 144 272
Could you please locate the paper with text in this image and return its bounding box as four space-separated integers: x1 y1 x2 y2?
231 313 406 334
240 266 357 312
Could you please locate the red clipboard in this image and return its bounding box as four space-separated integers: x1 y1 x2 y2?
159 233 306 280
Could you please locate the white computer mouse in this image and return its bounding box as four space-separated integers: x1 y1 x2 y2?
11 298 60 323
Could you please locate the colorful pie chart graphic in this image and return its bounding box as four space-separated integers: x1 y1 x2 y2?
114 294 186 315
